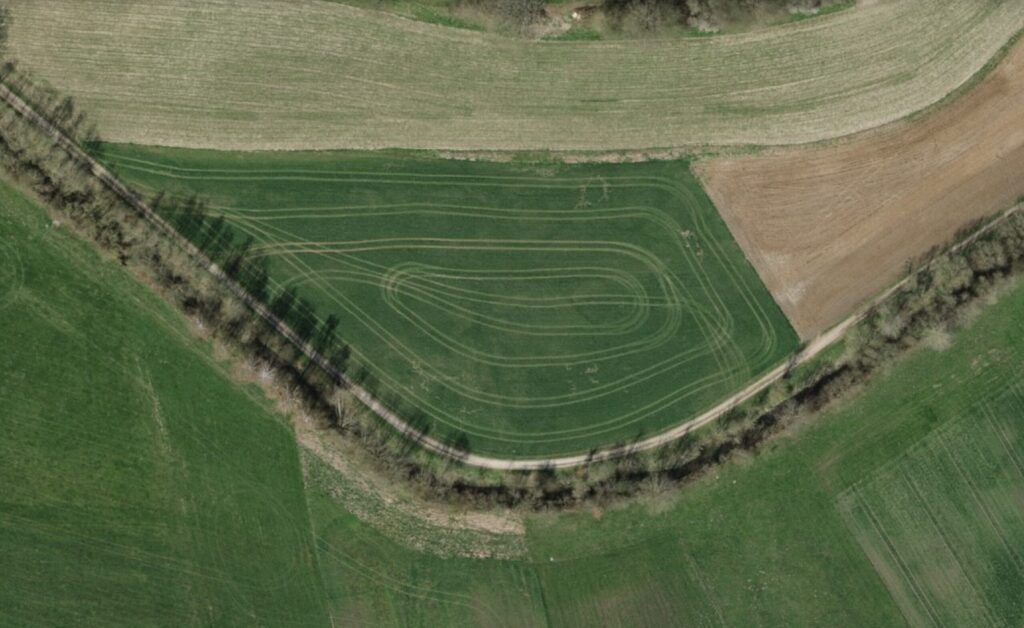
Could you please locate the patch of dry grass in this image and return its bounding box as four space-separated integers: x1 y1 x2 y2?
7 0 1022 151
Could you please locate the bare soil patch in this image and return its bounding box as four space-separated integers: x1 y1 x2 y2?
697 40 1024 339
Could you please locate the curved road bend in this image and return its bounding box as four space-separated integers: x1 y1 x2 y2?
3 82 1017 471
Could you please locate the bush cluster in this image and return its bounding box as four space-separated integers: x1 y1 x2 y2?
602 0 840 33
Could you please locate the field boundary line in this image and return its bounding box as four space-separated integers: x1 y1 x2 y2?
5 82 1021 470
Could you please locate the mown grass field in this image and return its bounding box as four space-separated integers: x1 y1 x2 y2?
100 145 797 457
0 180 330 626
7 0 1023 151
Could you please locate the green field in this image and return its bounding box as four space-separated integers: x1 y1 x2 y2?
100 145 798 457
6 0 1022 151
302 453 550 626
838 390 1024 627
299 257 1024 626
6 151 1024 625
517 283 1024 627
0 180 330 625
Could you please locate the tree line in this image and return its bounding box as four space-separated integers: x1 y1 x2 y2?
601 0 845 33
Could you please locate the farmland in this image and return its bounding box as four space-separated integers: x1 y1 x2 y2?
0 180 330 626
7 112 1024 628
5 0 1023 151
839 390 1024 627
9 0 1024 623
299 216 1024 626
525 276 1024 627
697 36 1024 338
99 146 797 457
0 171 551 627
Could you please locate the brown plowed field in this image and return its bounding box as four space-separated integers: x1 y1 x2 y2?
697 40 1024 340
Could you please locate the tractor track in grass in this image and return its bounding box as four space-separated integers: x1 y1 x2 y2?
4 81 1018 470
98 148 797 456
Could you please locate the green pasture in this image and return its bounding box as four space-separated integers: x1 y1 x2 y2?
0 180 330 625
838 389 1024 626
100 145 798 457
6 158 1024 626
294 265 1024 627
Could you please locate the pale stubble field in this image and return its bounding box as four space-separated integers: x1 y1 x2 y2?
6 0 1022 152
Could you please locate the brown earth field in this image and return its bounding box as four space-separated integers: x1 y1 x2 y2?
696 39 1024 340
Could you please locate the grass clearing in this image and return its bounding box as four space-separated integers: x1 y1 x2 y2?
6 0 1022 151
0 179 331 626
100 145 797 458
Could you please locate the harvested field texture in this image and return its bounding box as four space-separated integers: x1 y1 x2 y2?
101 147 797 457
698 39 1024 339
5 0 1023 151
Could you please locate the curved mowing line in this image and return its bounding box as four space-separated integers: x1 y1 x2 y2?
224 212 732 385
109 152 784 368
382 264 653 337
111 151 791 452
203 187 770 446
211 200 757 440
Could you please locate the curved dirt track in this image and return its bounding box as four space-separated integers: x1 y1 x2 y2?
8 2 1024 468
4 77 1020 470
6 0 1024 151
0 82 869 470
698 37 1024 339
